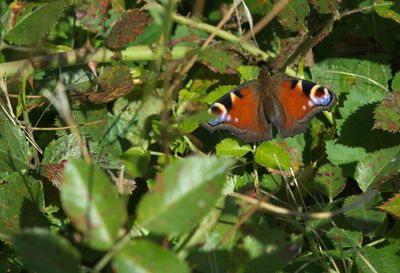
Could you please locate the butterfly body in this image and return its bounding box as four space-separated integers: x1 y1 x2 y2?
205 69 337 143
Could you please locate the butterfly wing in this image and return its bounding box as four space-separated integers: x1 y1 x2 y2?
273 78 337 138
205 81 272 143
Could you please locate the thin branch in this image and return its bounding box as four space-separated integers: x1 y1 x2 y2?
229 189 378 220
241 0 290 40
18 120 106 131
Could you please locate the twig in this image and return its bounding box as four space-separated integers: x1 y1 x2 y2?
171 13 270 60
229 189 378 219
17 120 106 131
241 0 290 40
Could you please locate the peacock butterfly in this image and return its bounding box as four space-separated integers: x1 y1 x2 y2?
204 68 337 143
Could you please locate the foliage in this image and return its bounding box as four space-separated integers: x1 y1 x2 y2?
0 0 399 272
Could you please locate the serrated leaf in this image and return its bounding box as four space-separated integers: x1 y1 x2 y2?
310 58 391 97
326 227 363 249
112 240 190 273
392 71 400 92
373 92 400 133
378 193 400 219
13 228 80 273
215 138 252 157
198 48 240 74
75 0 111 33
121 146 150 178
278 0 309 32
88 64 134 103
314 163 346 200
325 140 367 165
374 0 400 24
0 110 30 172
202 85 236 104
61 159 127 250
137 156 234 235
255 141 292 170
343 193 386 236
237 66 259 82
0 174 47 242
311 0 338 14
5 0 67 46
105 9 150 49
355 146 400 191
356 244 400 273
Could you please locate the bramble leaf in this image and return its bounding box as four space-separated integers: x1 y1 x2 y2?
0 174 47 243
216 138 252 157
255 141 292 170
327 227 363 249
112 240 190 273
313 163 346 200
5 0 67 46
378 193 400 219
325 140 367 165
278 0 309 32
355 145 400 191
0 110 30 172
13 228 80 273
137 156 233 235
61 159 127 250
375 0 400 24
373 92 400 133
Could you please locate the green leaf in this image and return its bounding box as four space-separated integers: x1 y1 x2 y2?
325 140 367 165
355 145 400 191
137 156 234 235
378 193 400 219
0 174 47 242
61 159 127 250
215 138 252 157
313 163 346 200
121 146 150 177
198 47 240 74
392 71 400 92
343 193 386 236
202 85 236 104
311 0 338 14
76 0 111 33
5 0 67 46
255 141 292 170
278 0 309 32
13 228 80 273
259 174 282 192
112 240 190 273
310 58 391 96
326 227 363 249
374 92 400 133
237 66 259 82
375 0 400 24
0 110 30 172
356 243 400 273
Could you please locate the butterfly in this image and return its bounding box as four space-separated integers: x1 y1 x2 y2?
204 68 337 143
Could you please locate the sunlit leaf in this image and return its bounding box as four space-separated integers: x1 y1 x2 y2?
137 156 234 235
374 92 400 133
5 0 67 46
255 141 292 170
61 159 127 250
355 145 400 191
378 193 400 219
326 227 363 249
215 138 252 157
313 163 346 200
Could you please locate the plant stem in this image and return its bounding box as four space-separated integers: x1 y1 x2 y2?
0 46 191 78
171 13 270 61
